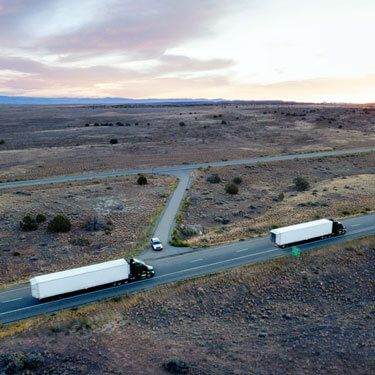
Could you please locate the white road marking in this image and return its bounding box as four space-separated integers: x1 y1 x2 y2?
235 248 249 253
157 248 280 280
2 297 22 303
190 259 203 263
0 247 281 317
2 225 375 318
0 286 29 295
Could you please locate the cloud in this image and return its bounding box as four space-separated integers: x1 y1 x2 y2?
0 55 231 97
36 0 236 59
156 55 234 74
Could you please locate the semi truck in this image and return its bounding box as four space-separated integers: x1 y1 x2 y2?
30 258 154 300
270 218 346 248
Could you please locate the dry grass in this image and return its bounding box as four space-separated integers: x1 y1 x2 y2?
0 103 374 181
178 153 375 246
0 175 176 284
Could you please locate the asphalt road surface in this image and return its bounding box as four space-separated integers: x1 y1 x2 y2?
1 213 374 324
1 147 374 190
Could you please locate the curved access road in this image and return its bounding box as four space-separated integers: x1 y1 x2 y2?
0 213 374 324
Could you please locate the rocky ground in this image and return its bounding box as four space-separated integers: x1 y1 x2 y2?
0 237 374 374
0 175 175 284
175 152 375 246
0 103 374 181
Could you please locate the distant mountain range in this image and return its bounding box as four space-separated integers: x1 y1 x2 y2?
0 95 291 106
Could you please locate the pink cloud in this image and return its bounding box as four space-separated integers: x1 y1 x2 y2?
37 1 235 59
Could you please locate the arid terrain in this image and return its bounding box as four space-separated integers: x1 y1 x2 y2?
1 237 374 374
0 175 176 284
0 103 374 181
175 152 375 246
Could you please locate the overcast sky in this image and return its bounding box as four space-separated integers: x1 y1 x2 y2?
0 0 374 102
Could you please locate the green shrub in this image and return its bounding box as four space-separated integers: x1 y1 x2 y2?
137 174 148 185
278 192 284 201
294 176 310 191
232 176 242 185
179 121 186 127
70 238 91 246
19 215 38 231
36 213 46 223
48 215 71 233
225 183 239 195
207 174 221 184
0 139 5 145
110 138 118 144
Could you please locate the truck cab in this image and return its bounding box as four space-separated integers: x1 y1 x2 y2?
330 219 346 235
129 258 155 280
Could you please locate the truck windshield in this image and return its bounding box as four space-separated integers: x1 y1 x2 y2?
132 258 145 266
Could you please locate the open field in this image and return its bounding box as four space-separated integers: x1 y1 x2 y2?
0 103 374 181
175 153 375 246
1 237 374 374
0 175 176 284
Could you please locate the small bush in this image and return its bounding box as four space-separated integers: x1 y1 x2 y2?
70 238 91 246
225 183 239 195
294 176 310 191
278 192 284 201
116 122 124 126
163 358 190 374
20 215 38 231
137 174 148 185
48 215 71 233
0 139 5 145
179 121 186 127
207 174 221 184
84 215 105 231
221 120 227 125
232 176 242 185
110 138 118 144
36 213 46 223
84 123 90 127
1 351 45 373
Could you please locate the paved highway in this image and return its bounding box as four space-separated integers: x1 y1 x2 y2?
1 213 374 323
0 147 374 190
1 146 374 323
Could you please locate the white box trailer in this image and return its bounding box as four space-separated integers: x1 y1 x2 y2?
270 218 346 247
30 258 154 300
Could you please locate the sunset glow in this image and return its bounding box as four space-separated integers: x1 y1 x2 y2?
0 0 374 102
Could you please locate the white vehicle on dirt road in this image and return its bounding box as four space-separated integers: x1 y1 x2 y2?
151 237 163 251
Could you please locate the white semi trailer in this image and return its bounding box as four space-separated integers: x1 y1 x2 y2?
270 218 346 248
30 258 154 300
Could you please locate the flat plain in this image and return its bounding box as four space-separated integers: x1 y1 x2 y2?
0 103 374 374
0 103 374 181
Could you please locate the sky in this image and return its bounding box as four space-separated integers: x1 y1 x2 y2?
0 0 374 102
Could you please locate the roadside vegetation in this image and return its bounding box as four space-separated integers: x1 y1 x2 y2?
0 175 177 284
175 153 375 246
